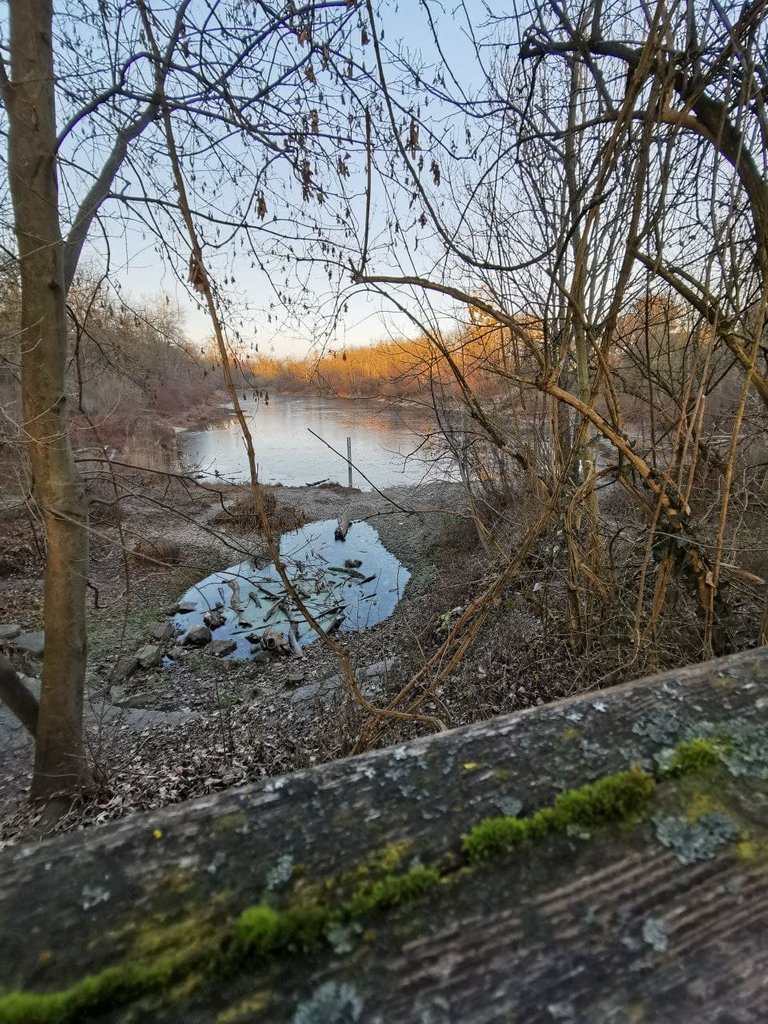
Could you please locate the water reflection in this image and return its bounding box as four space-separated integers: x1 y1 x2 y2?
179 395 455 489
174 518 411 658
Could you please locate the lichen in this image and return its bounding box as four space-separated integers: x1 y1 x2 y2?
265 854 295 893
290 981 363 1024
652 811 741 864
641 916 669 952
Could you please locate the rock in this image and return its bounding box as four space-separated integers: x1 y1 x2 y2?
110 686 156 709
203 608 226 630
184 625 212 647
136 644 162 670
286 668 305 687
148 621 174 643
11 631 44 658
207 639 237 658
360 657 398 680
113 653 139 681
0 624 21 642
288 681 336 710
177 600 198 613
107 707 199 728
19 676 41 699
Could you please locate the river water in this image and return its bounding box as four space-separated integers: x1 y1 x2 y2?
179 394 456 490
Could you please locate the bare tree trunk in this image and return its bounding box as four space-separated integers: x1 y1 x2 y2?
4 0 91 798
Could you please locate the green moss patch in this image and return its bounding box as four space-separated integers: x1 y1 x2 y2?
463 766 655 862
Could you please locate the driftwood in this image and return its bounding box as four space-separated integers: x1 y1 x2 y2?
2 650 768 1022
0 654 37 737
287 628 305 659
261 626 290 655
334 515 351 541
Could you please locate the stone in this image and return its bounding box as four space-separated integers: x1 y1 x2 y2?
19 676 41 699
286 668 305 687
203 608 226 630
136 644 162 670
288 681 335 709
11 631 44 658
177 600 198 613
113 654 139 680
149 621 174 643
207 639 237 658
109 707 199 728
360 657 398 680
0 624 21 642
110 687 156 710
184 624 212 647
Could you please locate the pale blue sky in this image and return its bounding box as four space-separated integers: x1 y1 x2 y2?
73 0 498 358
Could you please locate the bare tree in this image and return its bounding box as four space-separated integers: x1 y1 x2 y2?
0 0 365 800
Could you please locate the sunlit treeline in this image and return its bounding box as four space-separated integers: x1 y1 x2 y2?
247 325 518 398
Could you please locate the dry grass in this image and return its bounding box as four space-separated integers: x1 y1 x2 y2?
131 537 184 566
211 490 306 534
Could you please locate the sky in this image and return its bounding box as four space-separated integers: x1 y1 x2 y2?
65 0 495 359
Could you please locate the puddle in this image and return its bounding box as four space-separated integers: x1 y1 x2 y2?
173 519 411 658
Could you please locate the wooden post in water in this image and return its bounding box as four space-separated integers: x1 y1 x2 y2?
346 435 353 488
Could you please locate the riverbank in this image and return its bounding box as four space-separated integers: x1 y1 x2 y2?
6 456 644 848
0 477 483 846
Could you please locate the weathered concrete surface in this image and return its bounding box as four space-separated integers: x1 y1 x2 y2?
1 650 768 1022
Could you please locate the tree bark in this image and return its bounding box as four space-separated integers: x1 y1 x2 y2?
4 0 91 798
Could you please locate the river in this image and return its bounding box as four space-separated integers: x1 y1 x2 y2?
179 394 457 490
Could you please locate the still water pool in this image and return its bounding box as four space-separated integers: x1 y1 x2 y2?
174 518 410 658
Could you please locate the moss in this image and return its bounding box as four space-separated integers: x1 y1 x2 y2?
370 842 409 874
130 912 216 960
0 952 194 1024
463 766 656 862
211 812 248 835
217 993 270 1023
662 737 725 777
344 866 439 918
684 792 728 823
228 900 328 963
